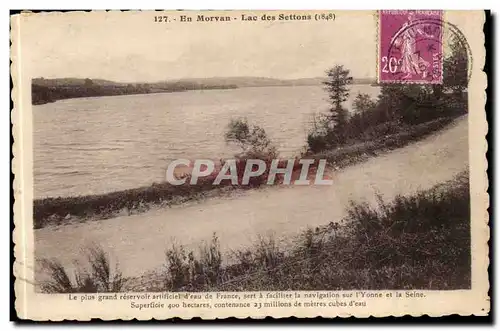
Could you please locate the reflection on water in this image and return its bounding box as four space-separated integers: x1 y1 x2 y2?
33 85 380 198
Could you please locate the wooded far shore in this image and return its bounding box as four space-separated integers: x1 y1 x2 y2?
31 76 376 105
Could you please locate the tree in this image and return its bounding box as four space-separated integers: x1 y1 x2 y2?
323 65 353 141
376 83 429 123
443 34 468 96
306 113 332 152
84 78 94 87
351 93 377 134
353 93 376 116
224 118 277 158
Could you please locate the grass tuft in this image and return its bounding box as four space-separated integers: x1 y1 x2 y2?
163 233 223 291
39 245 123 293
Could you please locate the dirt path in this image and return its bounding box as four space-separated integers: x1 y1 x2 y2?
35 116 469 278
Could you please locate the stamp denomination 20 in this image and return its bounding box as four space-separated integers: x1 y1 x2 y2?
379 10 444 84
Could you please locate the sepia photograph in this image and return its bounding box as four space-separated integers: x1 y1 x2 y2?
11 9 489 319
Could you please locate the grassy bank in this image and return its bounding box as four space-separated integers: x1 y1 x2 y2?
159 171 471 291
34 116 459 229
39 172 470 292
34 176 229 229
308 116 456 168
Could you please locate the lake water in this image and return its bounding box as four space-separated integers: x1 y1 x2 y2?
33 85 380 198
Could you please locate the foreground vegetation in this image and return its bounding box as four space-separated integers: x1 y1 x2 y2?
39 172 470 292
160 172 471 291
39 245 123 293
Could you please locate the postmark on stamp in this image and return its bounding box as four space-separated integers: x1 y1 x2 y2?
379 10 444 84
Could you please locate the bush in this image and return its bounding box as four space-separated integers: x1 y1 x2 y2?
163 233 223 291
345 173 470 273
306 113 340 152
361 121 407 140
225 118 277 158
307 133 329 153
310 117 453 169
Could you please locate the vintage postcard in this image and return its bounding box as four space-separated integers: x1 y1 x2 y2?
11 10 489 320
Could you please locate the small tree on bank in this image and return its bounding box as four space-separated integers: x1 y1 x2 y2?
353 93 376 116
351 92 377 134
323 65 353 143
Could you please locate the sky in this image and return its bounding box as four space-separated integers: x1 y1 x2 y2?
17 11 378 82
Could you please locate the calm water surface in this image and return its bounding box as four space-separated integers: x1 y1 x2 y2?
33 85 380 198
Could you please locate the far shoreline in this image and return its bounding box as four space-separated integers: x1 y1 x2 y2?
31 76 377 105
31 82 355 106
32 85 238 106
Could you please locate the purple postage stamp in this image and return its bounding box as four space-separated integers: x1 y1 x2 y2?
379 10 444 84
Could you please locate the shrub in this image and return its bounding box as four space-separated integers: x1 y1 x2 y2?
306 113 339 152
310 117 453 169
163 233 223 291
224 118 277 158
361 120 407 140
307 133 329 153
342 172 470 285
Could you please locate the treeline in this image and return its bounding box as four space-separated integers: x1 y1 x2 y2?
307 35 468 152
32 78 237 105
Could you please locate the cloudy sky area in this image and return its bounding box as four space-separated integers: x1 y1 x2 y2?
19 11 378 82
